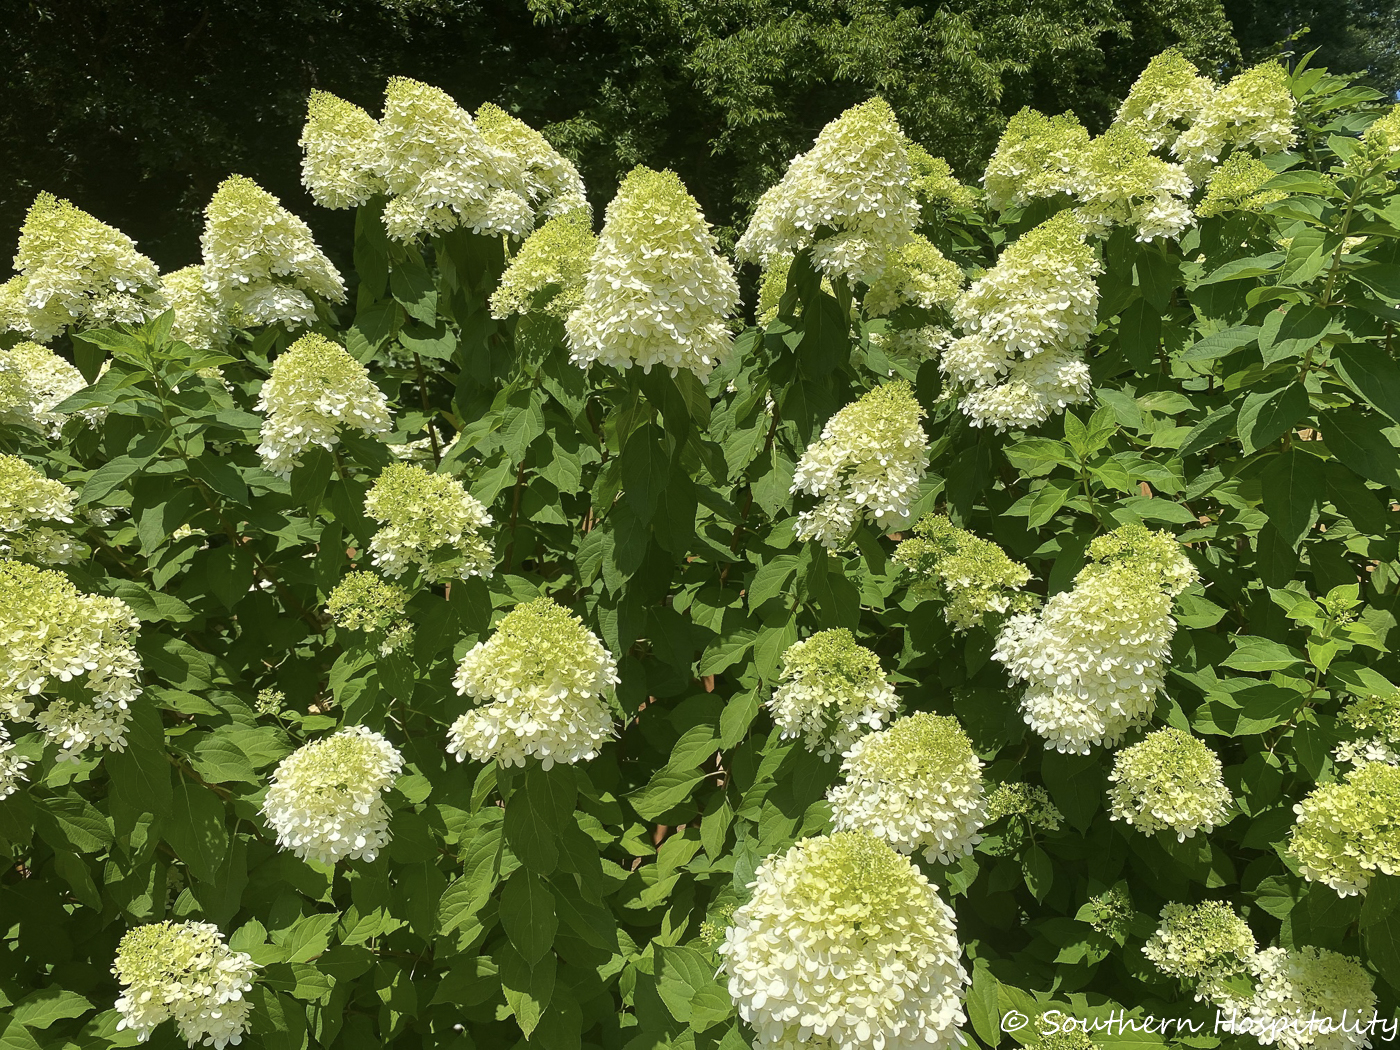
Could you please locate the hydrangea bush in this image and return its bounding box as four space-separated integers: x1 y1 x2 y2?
1 48 1400 1050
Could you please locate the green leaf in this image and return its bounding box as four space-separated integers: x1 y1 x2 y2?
164 776 229 883
1259 448 1324 549
628 768 707 821
1178 324 1258 363
1333 346 1400 424
499 868 557 966
1041 750 1104 832
1221 636 1307 673
621 423 669 522
276 912 338 964
719 687 761 749
1024 845 1054 901
504 765 577 875
498 943 555 1039
9 989 92 1029
1238 383 1308 455
1321 409 1400 487
1257 304 1332 364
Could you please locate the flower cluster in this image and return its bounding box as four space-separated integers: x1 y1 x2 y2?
261 725 404 864
326 571 414 654
448 597 618 769
719 830 968 1050
474 102 590 224
254 334 393 475
1108 728 1232 840
1143 901 1257 998
982 108 1091 211
160 265 230 354
862 236 963 317
1288 761 1400 897
994 523 1197 752
736 98 919 285
200 175 346 330
489 214 597 320
1174 63 1297 182
1197 153 1289 218
790 381 929 548
1115 49 1216 151
363 462 494 583
982 783 1063 852
0 454 83 565
1085 885 1133 940
942 211 1098 432
564 166 739 378
6 193 163 342
1218 947 1378 1050
1074 126 1195 241
907 144 978 211
0 341 100 436
1334 690 1400 767
892 513 1032 631
828 712 986 864
300 90 387 210
0 561 142 761
1362 106 1400 155
767 629 899 759
113 921 257 1049
0 725 29 799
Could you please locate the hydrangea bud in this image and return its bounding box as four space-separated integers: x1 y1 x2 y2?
326 571 413 655
1108 728 1233 841
1197 152 1290 218
0 725 29 800
828 712 986 864
0 341 99 436
985 782 1063 830
1143 901 1257 997
7 193 165 342
0 455 83 566
113 921 257 1049
1086 885 1133 940
565 166 739 378
299 90 387 210
448 597 618 769
791 381 929 548
1074 126 1195 241
719 830 968 1050
261 725 404 864
862 236 964 317
1115 49 1216 151
489 214 597 320
254 334 392 476
475 103 590 224
0 560 142 761
768 628 899 759
995 524 1197 753
1288 761 1400 897
1218 947 1378 1050
363 462 494 583
893 513 1033 631
907 144 978 210
1174 62 1296 182
982 108 1091 211
200 175 346 329
736 98 919 284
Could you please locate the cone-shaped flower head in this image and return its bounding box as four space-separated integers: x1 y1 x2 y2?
1197 152 1290 218
1175 62 1297 182
1074 126 1195 241
1362 106 1400 156
475 102 590 224
0 276 27 335
10 193 163 342
449 597 618 769
0 341 99 436
326 571 413 655
0 560 142 761
254 334 392 476
791 381 929 548
737 98 918 285
363 462 493 583
1116 49 1216 151
1109 728 1232 841
893 514 1032 631
995 524 1197 753
261 725 403 864
1334 689 1400 767
907 144 978 210
489 214 597 321
719 830 969 1050
565 166 739 378
1143 901 1257 999
0 455 82 566
828 712 986 864
1289 761 1400 897
300 90 387 210
768 628 899 759
200 175 346 329
1217 947 1377 1050
0 725 28 799
982 109 1092 211
161 265 230 353
113 921 257 1049
862 236 963 317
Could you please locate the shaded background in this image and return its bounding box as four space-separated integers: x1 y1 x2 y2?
2 0 1397 274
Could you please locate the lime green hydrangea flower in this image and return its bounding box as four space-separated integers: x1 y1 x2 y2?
1109 728 1232 841
1115 49 1215 151
1289 761 1400 897
906 143 978 211
475 102 589 224
1143 901 1257 999
982 108 1091 211
1082 522 1199 597
0 341 100 436
326 571 414 654
0 725 28 799
1197 153 1290 218
1074 125 1194 241
0 454 83 566
863 236 964 317
768 628 899 759
299 90 387 210
1085 884 1133 940
489 213 597 320
363 462 493 583
1335 689 1400 767
1174 62 1296 182
983 783 1063 853
893 514 1033 631
1217 946 1377 1050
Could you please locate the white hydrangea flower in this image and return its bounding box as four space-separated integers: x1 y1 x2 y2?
261 725 404 865
489 213 597 320
0 560 142 762
792 381 929 548
995 524 1198 753
8 193 164 342
768 629 899 759
363 462 493 583
892 513 1033 631
1074 126 1195 242
113 921 257 1049
1143 901 1257 999
475 102 590 224
1288 761 1400 897
326 571 413 655
200 175 346 329
448 597 618 769
982 108 1092 211
736 98 918 285
862 236 964 317
719 830 968 1050
1197 152 1291 218
0 276 27 335
957 349 1094 433
564 166 739 379
1217 947 1378 1050
1108 728 1233 841
828 712 986 864
0 725 30 800
0 455 84 566
300 90 388 210
254 334 393 476
160 266 230 353
1174 62 1297 182
1116 48 1216 151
